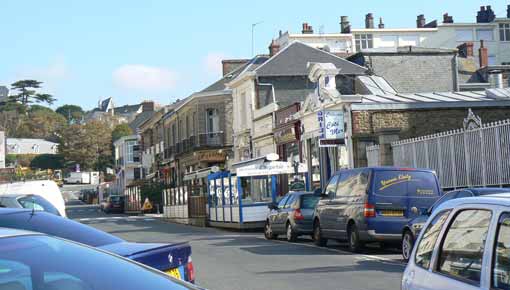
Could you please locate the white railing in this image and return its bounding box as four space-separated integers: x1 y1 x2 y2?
366 145 380 167
392 119 510 189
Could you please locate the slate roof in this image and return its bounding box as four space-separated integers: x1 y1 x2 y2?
114 104 142 115
99 97 113 111
129 111 156 132
254 41 367 77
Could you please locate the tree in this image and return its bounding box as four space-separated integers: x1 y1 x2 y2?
8 80 56 107
112 123 133 142
59 120 113 171
30 154 65 170
16 108 67 142
56 104 84 124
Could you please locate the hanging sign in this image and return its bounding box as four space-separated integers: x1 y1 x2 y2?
318 110 345 147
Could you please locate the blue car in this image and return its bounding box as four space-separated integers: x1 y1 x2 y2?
0 227 203 290
401 187 510 261
313 167 442 252
0 208 195 283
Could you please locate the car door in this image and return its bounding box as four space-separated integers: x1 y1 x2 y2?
276 194 296 230
412 208 493 290
492 212 510 290
316 175 339 234
270 195 289 233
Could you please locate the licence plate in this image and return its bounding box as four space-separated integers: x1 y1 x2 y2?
166 268 181 280
380 210 404 217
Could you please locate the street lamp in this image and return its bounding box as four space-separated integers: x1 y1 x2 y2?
251 21 263 56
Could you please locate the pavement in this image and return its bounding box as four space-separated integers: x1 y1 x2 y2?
67 204 405 290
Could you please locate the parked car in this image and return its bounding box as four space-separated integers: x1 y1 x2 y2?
402 194 510 290
264 192 320 242
0 180 67 217
0 194 61 216
313 167 441 252
401 187 510 261
0 227 203 290
0 208 195 283
101 195 125 213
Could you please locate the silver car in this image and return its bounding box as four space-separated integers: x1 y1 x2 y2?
402 193 510 290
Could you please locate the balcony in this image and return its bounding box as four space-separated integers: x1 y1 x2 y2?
174 132 225 156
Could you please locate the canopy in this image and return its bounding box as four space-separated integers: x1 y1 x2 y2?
236 161 307 177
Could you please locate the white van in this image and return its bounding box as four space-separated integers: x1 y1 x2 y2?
0 180 67 217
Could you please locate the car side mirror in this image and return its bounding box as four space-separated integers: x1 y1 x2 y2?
268 203 278 210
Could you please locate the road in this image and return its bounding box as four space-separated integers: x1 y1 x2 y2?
67 205 405 290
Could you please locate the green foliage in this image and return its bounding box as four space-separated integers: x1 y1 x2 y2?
9 80 56 106
112 124 133 142
139 181 165 212
16 108 67 142
7 154 38 168
5 154 17 166
30 154 65 170
56 104 84 124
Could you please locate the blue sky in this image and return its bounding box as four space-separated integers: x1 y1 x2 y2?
0 0 507 110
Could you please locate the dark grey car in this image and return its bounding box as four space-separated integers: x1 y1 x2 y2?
264 192 319 242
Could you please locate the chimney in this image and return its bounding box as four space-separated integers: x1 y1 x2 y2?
477 5 496 23
365 13 374 29
222 59 250 76
340 16 351 33
268 39 280 57
302 22 313 34
378 17 385 29
507 4 510 18
457 42 474 58
416 14 426 28
479 40 488 68
489 71 504 89
443 13 454 23
142 100 155 112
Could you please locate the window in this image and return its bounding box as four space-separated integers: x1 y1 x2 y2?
355 34 373 51
493 213 510 289
323 175 339 198
284 195 296 209
430 191 460 212
456 29 473 42
206 108 219 134
415 210 451 269
133 168 141 180
126 140 136 162
499 23 510 41
185 115 190 138
300 195 320 209
437 209 492 285
476 29 494 41
336 170 368 198
256 83 274 109
18 195 60 216
277 195 289 209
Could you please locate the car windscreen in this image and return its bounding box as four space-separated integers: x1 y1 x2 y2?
300 195 319 209
373 170 440 197
17 195 61 216
0 235 192 290
0 211 122 247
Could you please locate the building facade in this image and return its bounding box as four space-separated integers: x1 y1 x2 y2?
6 138 58 155
113 135 141 194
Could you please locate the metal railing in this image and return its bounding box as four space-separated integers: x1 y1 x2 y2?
392 119 510 189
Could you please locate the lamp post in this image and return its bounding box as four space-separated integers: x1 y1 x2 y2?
251 21 263 56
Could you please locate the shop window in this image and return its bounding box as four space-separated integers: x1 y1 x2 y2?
355 34 373 51
241 176 272 204
437 209 492 285
499 23 510 41
309 138 321 191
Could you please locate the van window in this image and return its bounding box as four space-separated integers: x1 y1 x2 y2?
373 170 439 197
415 210 451 269
492 213 510 290
437 209 492 285
336 170 369 198
323 175 339 198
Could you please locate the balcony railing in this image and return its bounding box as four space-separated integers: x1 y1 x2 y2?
173 132 225 156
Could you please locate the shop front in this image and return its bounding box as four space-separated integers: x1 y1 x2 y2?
207 155 307 229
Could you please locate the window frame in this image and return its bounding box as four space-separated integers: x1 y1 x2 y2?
499 23 510 42
433 208 494 287
414 209 452 270
355 34 374 51
491 212 510 290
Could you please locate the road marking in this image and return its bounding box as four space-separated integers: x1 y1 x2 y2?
76 216 159 222
257 237 404 265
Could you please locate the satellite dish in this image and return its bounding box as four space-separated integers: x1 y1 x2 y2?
266 153 279 161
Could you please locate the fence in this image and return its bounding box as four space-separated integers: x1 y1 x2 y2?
366 145 380 167
392 119 510 189
124 186 142 213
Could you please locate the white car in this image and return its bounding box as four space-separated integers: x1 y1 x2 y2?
0 180 67 217
402 193 510 290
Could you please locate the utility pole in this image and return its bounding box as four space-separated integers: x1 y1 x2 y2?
251 21 263 56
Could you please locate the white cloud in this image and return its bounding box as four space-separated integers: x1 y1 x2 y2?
112 64 178 92
203 52 227 76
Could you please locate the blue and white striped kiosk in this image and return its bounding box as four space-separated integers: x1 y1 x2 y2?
207 154 308 229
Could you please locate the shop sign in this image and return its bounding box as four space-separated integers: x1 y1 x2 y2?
236 161 308 177
195 151 226 162
274 126 296 144
318 110 344 147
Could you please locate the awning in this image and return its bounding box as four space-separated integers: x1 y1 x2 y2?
236 161 307 177
183 166 220 181
230 156 266 171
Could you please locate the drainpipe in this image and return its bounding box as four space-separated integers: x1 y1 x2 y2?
453 54 460 91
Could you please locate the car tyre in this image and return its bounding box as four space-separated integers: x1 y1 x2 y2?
313 220 327 247
264 220 277 240
286 222 297 242
348 224 364 253
402 230 414 262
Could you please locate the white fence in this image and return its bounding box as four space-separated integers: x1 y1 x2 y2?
366 145 380 167
392 119 510 189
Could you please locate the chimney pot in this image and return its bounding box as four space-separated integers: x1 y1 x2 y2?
479 40 488 68
378 17 385 29
365 13 374 29
443 13 454 23
416 14 426 28
340 16 351 33
507 4 510 18
302 22 313 34
268 39 280 57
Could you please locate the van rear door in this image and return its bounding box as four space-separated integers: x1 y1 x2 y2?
368 170 440 234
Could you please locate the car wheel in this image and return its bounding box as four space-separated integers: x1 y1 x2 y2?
402 230 414 262
286 222 297 242
264 220 277 240
348 224 364 253
313 220 327 247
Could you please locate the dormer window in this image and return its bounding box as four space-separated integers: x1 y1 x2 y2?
32 144 40 154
